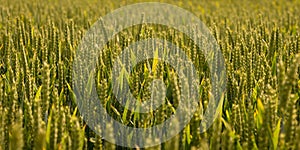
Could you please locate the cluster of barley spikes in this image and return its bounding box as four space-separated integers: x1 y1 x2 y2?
0 0 300 149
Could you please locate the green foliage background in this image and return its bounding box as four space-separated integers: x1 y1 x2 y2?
0 0 300 149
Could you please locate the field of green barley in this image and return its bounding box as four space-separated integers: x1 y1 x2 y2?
1 0 300 149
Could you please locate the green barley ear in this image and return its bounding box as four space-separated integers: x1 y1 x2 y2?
32 86 45 149
283 94 298 149
93 134 103 150
46 105 58 150
9 111 24 150
41 62 50 121
278 54 300 114
23 91 34 149
0 77 3 150
196 139 210 150
211 116 222 150
295 126 300 150
61 134 71 150
33 129 46 150
104 122 116 150
70 115 84 150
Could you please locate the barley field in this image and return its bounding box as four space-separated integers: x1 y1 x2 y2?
0 0 300 149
